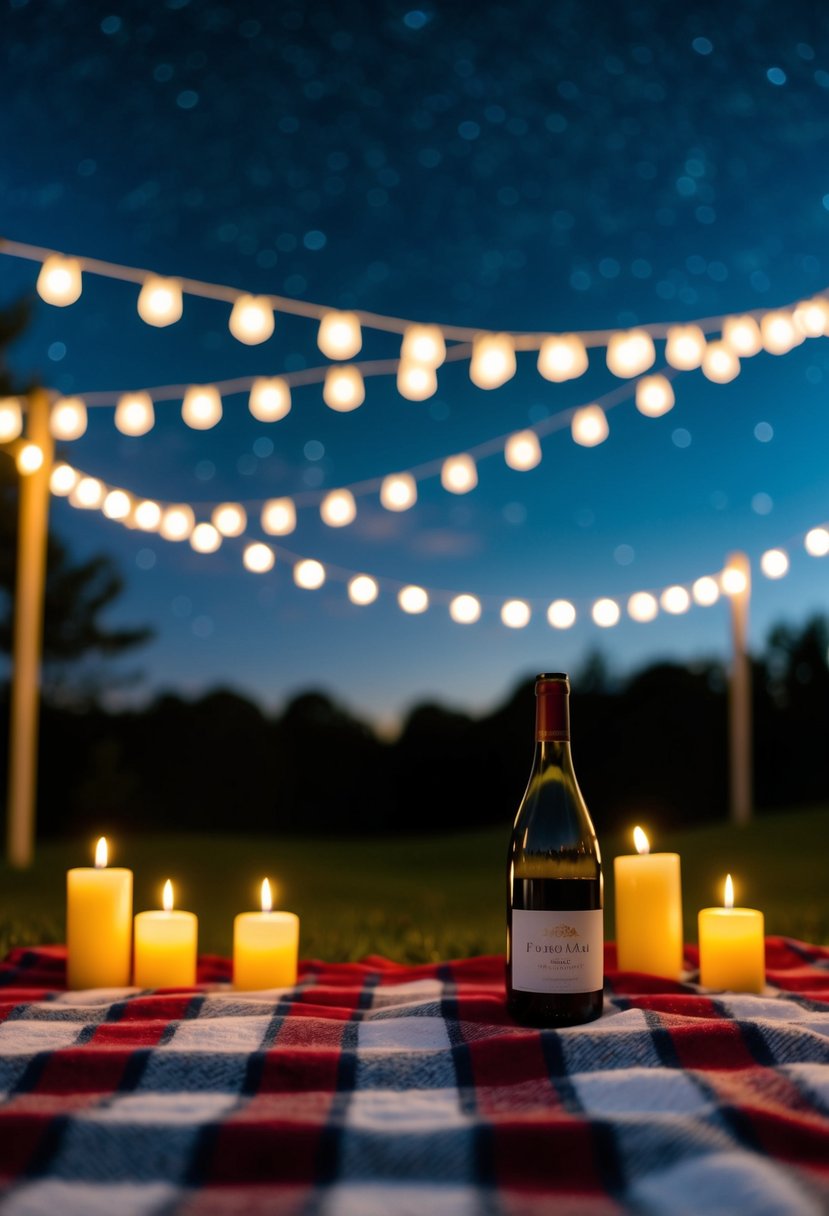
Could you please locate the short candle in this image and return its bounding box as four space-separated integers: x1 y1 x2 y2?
698 874 765 993
233 878 299 990
614 826 684 978
67 836 133 989
133 880 198 988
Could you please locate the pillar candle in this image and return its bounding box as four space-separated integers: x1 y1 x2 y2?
698 874 765 993
234 879 299 990
67 836 132 989
133 880 198 988
614 826 684 978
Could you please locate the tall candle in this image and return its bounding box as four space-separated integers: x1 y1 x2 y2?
134 880 198 988
698 874 765 993
233 879 299 990
67 836 133 989
614 826 683 978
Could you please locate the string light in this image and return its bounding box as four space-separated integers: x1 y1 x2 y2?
441 453 478 494
348 575 379 605
50 397 88 441
701 342 740 384
261 498 297 536
71 476 105 509
665 324 705 370
722 315 762 357
229 294 274 345
660 585 691 614
211 503 247 537
114 392 155 437
16 443 43 475
323 366 365 412
761 311 802 356
793 297 829 338
400 324 445 368
537 334 588 382
317 311 362 360
396 362 438 401
36 254 82 306
295 559 326 590
0 398 23 442
692 576 720 606
102 489 132 520
501 599 530 628
159 504 195 541
137 276 183 327
243 542 275 573
635 375 675 418
182 385 223 430
760 548 789 578
628 592 658 622
721 565 748 596
398 585 428 614
592 598 620 627
606 329 655 378
469 333 516 389
191 523 222 554
547 600 576 629
805 527 829 557
571 405 609 447
449 594 481 624
249 377 291 422
320 489 357 527
380 473 417 511
504 430 541 471
49 463 79 495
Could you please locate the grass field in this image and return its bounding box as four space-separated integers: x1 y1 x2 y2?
0 805 826 962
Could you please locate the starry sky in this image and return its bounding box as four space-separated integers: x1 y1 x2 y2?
3 0 829 730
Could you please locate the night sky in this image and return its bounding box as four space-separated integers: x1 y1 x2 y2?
3 0 829 730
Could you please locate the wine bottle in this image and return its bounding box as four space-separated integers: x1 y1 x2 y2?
506 673 603 1026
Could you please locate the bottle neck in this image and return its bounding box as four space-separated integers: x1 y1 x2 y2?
535 688 570 744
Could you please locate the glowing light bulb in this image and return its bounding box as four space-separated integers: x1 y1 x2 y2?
16 443 43 475
36 255 82 306
320 489 357 527
633 826 649 855
722 315 762 357
665 324 705 370
805 527 829 557
229 294 275 345
115 392 155 436
323 366 365 412
592 598 620 627
606 329 655 378
636 374 675 418
380 473 417 512
504 430 541 471
571 405 609 447
400 324 446 368
134 500 162 531
397 361 438 401
628 592 658 622
102 489 132 520
50 397 87 441
547 599 576 629
182 386 222 430
398 585 428 614
501 599 531 628
243 542 275 573
449 594 481 624
441 454 478 494
469 333 516 389
537 334 588 382
348 575 379 605
721 566 748 596
660 585 691 614
137 275 183 326
49 462 78 495
211 503 247 537
317 310 362 359
191 523 222 553
294 559 326 590
794 297 829 338
760 548 789 579
261 498 296 536
692 576 720 606
0 398 23 442
249 377 291 422
702 342 740 384
160 505 195 541
761 311 801 355
71 476 105 509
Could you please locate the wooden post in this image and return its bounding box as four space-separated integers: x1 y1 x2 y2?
726 551 752 827
6 388 53 867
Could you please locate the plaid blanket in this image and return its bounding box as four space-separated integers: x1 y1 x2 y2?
0 939 827 1215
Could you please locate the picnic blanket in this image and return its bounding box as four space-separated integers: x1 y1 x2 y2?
0 939 827 1216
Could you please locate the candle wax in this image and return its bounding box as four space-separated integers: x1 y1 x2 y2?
614 852 683 979
134 909 198 988
233 910 299 990
698 906 765 993
67 866 133 989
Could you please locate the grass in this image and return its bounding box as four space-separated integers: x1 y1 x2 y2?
0 806 826 962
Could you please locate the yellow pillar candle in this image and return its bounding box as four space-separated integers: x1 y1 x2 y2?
233 879 299 990
614 826 684 978
67 836 132 989
134 880 198 988
698 874 765 993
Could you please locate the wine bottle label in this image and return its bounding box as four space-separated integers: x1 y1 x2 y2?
511 909 603 994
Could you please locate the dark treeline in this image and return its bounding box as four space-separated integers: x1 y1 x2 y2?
1 615 828 840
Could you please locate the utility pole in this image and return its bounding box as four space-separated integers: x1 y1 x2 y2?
726 551 752 826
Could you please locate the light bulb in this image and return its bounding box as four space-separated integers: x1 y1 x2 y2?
760 548 789 579
16 443 43 475
261 498 296 536
606 329 655 378
571 405 609 447
0 398 23 442
635 374 675 418
398 585 428 614
229 294 275 345
317 310 362 360
805 527 829 557
501 599 531 628
114 392 155 436
320 489 357 527
348 575 379 605
191 523 222 554
722 315 762 357
36 255 82 306
665 324 705 370
692 576 720 606
249 377 291 422
537 334 588 382
449 594 481 624
469 333 516 389
49 462 78 495
182 386 222 430
592 598 620 627
380 473 417 512
71 476 105 509
102 489 132 520
660 585 691 614
441 454 477 494
504 430 541 471
243 542 275 573
721 566 748 596
628 592 658 622
702 342 740 384
50 397 87 441
323 366 365 412
294 559 326 590
761 311 801 355
400 324 446 368
547 599 576 629
794 297 829 338
134 500 162 531
211 503 247 537
137 275 183 326
160 505 195 541
397 361 438 401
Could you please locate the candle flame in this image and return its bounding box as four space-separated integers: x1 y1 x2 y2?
94 836 108 868
261 878 273 913
633 826 650 855
163 879 174 912
724 874 734 909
